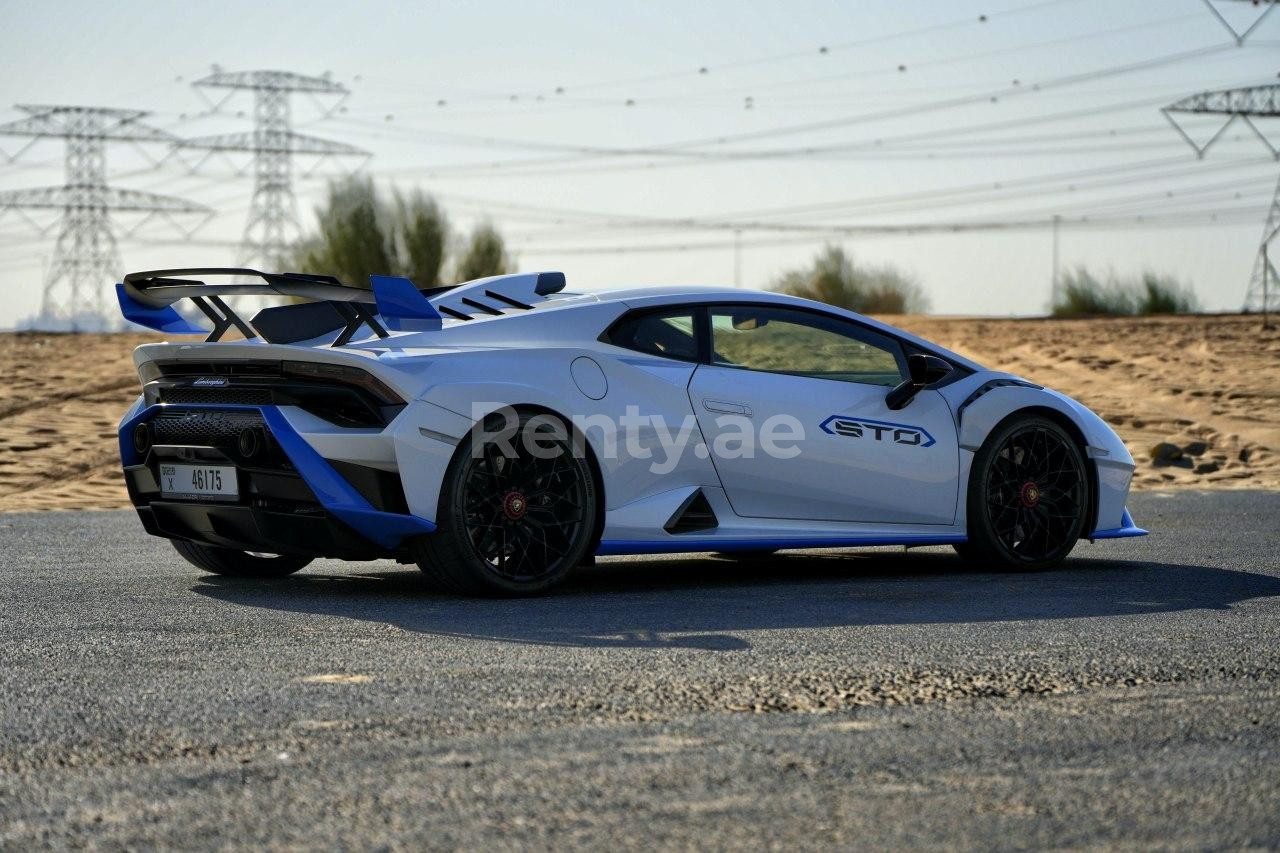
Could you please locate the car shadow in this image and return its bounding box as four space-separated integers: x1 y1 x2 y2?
190 550 1280 651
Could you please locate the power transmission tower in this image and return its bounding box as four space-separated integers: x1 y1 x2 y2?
179 70 369 267
1163 84 1280 313
0 105 210 329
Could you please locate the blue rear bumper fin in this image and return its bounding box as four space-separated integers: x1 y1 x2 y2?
1089 507 1148 540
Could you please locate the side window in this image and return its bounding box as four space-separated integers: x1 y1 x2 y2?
709 306 905 387
603 308 700 362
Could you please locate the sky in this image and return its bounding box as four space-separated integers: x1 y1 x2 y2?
0 0 1277 328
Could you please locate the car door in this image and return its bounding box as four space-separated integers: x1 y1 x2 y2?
688 304 959 525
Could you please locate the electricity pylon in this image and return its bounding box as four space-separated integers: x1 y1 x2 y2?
179 70 369 267
1163 84 1280 313
0 105 210 329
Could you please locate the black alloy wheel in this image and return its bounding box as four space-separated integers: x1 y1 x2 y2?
959 414 1090 570
413 411 598 596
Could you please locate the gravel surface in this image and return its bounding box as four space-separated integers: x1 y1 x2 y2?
2 491 1278 849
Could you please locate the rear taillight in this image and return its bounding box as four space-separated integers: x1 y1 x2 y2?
282 360 405 405
137 361 163 388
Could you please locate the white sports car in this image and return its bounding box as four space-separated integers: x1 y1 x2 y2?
116 268 1145 595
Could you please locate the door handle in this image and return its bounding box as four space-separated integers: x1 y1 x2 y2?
703 399 752 417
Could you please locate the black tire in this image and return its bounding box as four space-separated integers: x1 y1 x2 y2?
963 414 1090 571
171 539 311 578
714 549 779 560
412 410 599 596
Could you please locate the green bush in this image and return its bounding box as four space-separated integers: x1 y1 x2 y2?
1052 267 1198 317
1135 272 1199 315
291 176 507 287
773 245 930 314
454 222 510 283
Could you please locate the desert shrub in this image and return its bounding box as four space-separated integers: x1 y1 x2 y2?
291 177 506 287
394 189 450 288
1135 272 1199 315
454 222 510 282
292 175 393 286
774 245 930 314
1052 267 1198 316
1053 268 1135 316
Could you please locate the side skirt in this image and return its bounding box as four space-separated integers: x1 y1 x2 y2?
596 533 966 556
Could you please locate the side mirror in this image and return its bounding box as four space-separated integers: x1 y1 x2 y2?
885 354 953 411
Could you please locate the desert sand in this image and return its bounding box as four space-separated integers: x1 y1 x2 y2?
0 314 1276 512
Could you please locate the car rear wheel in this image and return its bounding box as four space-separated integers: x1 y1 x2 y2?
171 539 311 577
413 411 598 596
962 414 1090 570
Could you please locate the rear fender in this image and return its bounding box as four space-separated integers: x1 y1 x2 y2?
417 349 720 512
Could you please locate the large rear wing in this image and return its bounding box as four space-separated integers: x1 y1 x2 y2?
118 268 391 344
116 267 567 345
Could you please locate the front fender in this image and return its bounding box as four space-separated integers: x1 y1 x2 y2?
952 384 1135 534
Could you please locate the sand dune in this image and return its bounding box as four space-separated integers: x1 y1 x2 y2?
0 313 1275 512
893 314 1279 492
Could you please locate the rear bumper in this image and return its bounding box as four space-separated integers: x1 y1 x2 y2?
119 402 435 556
134 499 384 558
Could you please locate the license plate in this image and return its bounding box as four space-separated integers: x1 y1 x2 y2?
158 464 239 501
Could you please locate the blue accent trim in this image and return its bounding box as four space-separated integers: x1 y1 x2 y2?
596 533 966 556
1089 507 1148 540
370 275 443 331
119 403 435 549
819 414 937 448
116 283 208 335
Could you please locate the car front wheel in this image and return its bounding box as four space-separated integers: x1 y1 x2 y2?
961 414 1090 570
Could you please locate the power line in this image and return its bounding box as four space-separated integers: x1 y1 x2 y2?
506 208 1270 258
649 43 1245 153
364 73 1275 180
413 154 1275 240
1200 0 1278 45
358 0 1085 106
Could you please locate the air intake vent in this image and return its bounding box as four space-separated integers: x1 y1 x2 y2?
664 490 718 534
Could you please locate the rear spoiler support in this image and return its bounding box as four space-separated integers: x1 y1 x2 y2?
190 294 258 341
332 302 388 346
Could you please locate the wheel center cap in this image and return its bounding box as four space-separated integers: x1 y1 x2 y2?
502 491 528 520
1020 482 1041 508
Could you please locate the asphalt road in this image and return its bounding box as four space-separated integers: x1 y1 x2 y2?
2 491 1278 849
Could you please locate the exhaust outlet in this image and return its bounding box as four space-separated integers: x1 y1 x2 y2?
237 426 265 459
131 422 152 455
